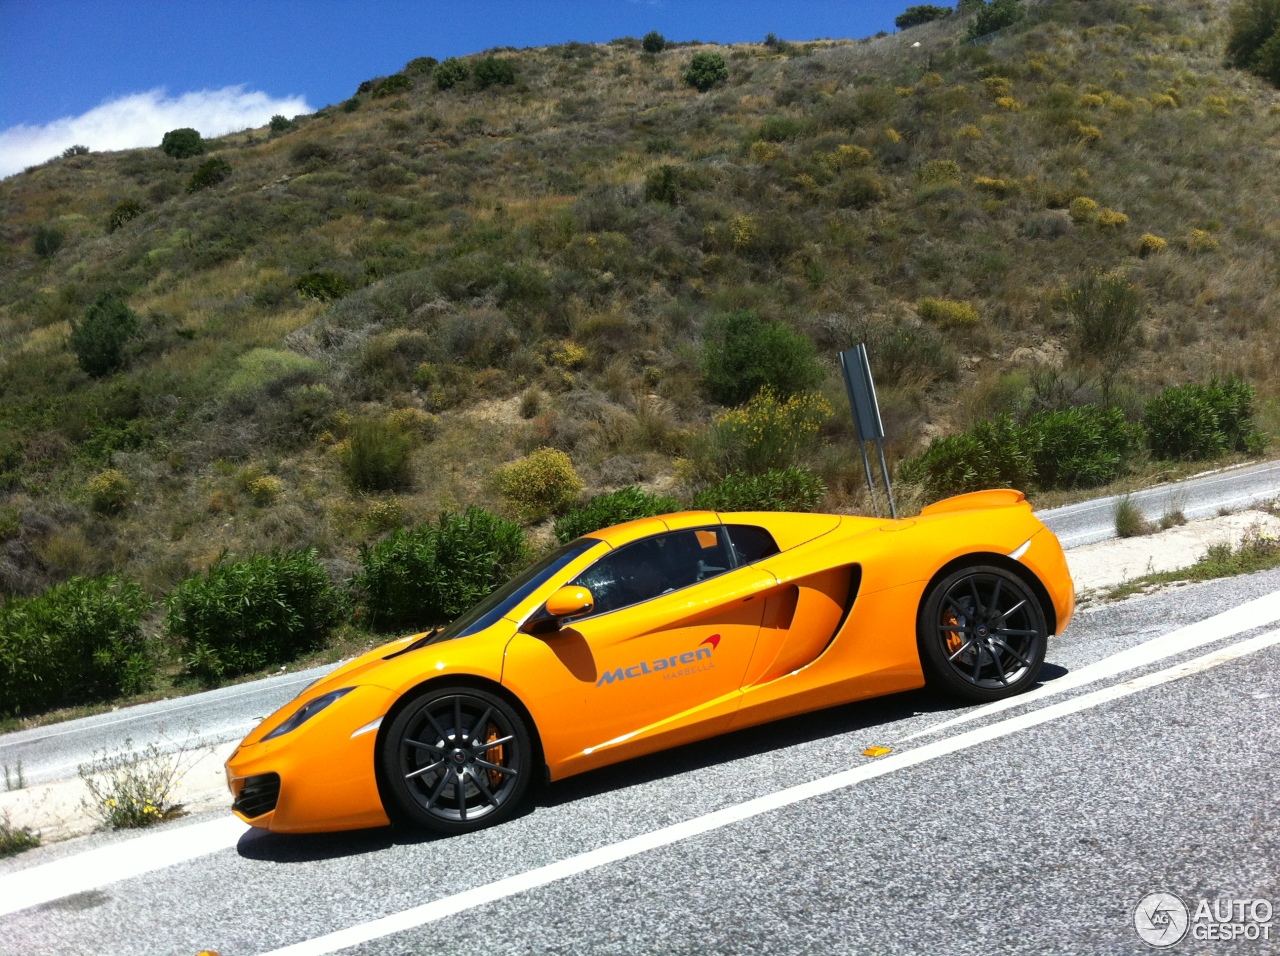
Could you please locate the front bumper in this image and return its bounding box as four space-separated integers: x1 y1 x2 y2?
225 684 397 833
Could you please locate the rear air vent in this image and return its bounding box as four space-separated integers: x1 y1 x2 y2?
232 772 281 819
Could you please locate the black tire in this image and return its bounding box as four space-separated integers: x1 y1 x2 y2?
917 564 1049 703
381 685 532 836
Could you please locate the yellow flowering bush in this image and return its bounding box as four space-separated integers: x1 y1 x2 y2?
1136 233 1168 257
884 128 902 144
816 144 873 171
709 389 832 475
496 447 584 522
86 469 133 515
1069 196 1099 223
364 496 407 533
730 215 758 252
246 475 283 505
1181 228 1219 253
386 406 440 439
749 140 782 163
995 96 1023 111
919 159 961 184
79 740 187 830
1202 95 1231 118
982 76 1013 98
1071 121 1103 143
1096 208 1129 229
958 124 984 140
895 86 915 98
972 176 1013 195
918 298 980 327
1152 94 1178 110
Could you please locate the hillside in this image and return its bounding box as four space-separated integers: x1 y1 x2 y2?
1 0 1278 612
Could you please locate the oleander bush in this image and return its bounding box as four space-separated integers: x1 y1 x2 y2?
900 415 1034 500
0 575 155 715
693 467 827 513
165 549 344 681
554 486 681 543
354 507 528 630
1025 406 1143 490
1144 378 1267 461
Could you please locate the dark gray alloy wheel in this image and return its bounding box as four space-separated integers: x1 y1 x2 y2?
382 686 532 835
917 564 1049 703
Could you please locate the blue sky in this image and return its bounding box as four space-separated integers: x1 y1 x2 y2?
0 1 921 176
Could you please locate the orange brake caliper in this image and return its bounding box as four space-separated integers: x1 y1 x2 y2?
484 724 505 789
943 611 963 655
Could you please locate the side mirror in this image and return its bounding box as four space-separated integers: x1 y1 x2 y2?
546 586 593 621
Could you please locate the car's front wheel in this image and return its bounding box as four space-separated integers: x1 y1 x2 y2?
917 564 1049 702
382 685 532 835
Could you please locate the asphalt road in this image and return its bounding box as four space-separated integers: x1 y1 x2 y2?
5 458 1277 790
1037 458 1280 549
3 567 1278 956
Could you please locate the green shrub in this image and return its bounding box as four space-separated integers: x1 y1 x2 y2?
0 816 39 857
966 0 1026 39
1062 271 1145 388
1025 406 1141 489
831 171 888 209
108 198 144 233
700 310 823 406
69 292 140 377
554 487 681 543
186 157 232 193
897 4 953 29
497 447 584 522
62 144 90 158
371 74 414 98
899 415 1033 500
474 56 517 89
31 225 64 260
1113 495 1154 538
405 56 438 75
225 347 324 396
683 52 729 92
693 467 827 512
0 575 154 715
295 270 350 302
1227 0 1280 86
269 114 293 132
86 469 134 515
1144 378 1267 461
644 165 682 204
435 57 470 90
78 740 186 829
918 298 980 327
166 549 344 682
642 30 666 53
758 116 806 142
160 128 204 158
354 507 529 630
339 418 415 491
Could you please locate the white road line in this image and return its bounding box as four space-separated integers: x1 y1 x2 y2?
0 816 250 917
902 588 1280 741
255 628 1280 956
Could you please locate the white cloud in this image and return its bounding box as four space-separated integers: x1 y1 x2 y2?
0 86 313 179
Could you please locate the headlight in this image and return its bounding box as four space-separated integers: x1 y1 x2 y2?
263 688 355 741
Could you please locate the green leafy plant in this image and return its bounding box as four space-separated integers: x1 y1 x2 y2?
107 198 144 232
269 114 293 132
1062 271 1146 396
86 468 134 515
0 575 154 715
405 56 438 75
354 507 529 630
339 418 416 492
1025 406 1142 490
31 225 64 260
554 487 681 543
474 56 517 89
700 310 823 406
165 549 344 681
693 467 827 512
69 292 140 377
899 415 1034 501
295 270 350 302
1227 0 1280 86
186 157 232 193
372 73 414 98
966 0 1026 39
642 30 666 53
0 813 39 857
645 165 683 204
434 57 470 90
683 51 729 92
897 4 953 29
1144 378 1266 461
78 739 189 829
496 447 584 522
62 144 90 157
1113 495 1154 538
160 127 205 158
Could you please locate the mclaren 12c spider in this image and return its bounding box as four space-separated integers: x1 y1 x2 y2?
226 488 1074 835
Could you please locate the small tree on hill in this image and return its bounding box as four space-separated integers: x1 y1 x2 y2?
967 0 1025 39
683 51 729 92
160 128 204 158
1227 0 1280 87
434 57 470 90
186 157 232 193
70 293 140 377
642 30 666 53
474 56 517 89
896 5 953 29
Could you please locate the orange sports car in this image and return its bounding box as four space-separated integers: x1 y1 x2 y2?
226 488 1073 835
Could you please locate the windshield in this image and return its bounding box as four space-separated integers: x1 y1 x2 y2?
416 537 602 648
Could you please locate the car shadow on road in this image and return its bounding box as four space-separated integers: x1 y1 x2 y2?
235 664 1070 864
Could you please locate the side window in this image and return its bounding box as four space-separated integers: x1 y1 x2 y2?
726 525 780 565
571 528 734 617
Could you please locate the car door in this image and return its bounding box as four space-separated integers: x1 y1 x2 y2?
503 525 777 777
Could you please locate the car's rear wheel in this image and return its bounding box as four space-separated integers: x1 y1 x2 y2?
918 564 1049 702
382 686 532 835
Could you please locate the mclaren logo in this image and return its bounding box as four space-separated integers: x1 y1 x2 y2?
596 635 719 687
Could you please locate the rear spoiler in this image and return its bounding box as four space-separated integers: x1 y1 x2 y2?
919 488 1027 517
